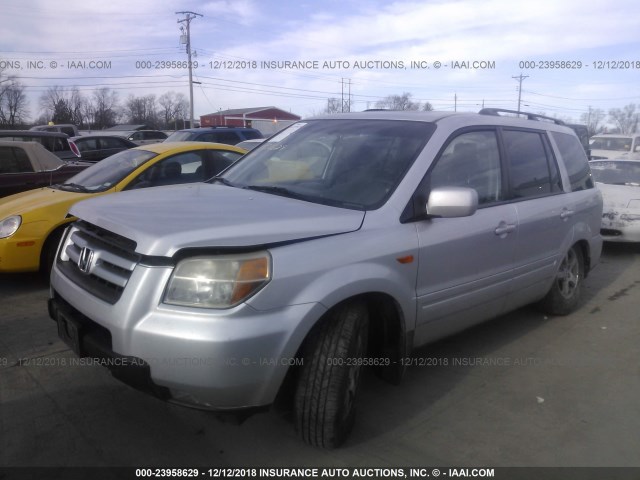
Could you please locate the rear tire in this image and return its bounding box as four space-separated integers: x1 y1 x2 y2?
294 300 369 448
538 245 584 315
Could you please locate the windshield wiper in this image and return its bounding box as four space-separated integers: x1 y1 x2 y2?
243 184 309 201
54 182 91 193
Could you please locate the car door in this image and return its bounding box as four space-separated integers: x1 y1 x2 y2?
499 128 571 311
75 138 101 162
98 137 132 160
413 129 519 345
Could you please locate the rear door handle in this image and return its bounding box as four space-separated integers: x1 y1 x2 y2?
560 208 575 219
494 223 516 236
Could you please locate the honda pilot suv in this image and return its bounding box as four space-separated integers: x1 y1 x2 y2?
49 109 603 448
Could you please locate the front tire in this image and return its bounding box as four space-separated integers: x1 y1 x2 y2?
538 245 584 315
40 228 64 277
294 300 369 448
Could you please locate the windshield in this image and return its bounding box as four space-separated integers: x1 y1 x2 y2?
590 161 640 186
165 131 194 142
55 149 157 192
589 137 632 152
219 119 434 210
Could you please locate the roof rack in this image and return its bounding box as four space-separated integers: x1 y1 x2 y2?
479 108 566 125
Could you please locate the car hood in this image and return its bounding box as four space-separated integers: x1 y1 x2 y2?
0 187 91 219
70 183 366 256
597 182 640 210
590 149 632 160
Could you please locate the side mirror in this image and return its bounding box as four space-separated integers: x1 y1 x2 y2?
427 187 478 218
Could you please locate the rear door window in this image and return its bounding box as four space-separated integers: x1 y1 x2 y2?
502 129 561 199
213 131 241 144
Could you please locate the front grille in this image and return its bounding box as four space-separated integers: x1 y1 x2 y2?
57 221 140 304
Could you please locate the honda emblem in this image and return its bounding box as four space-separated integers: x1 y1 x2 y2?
77 247 94 274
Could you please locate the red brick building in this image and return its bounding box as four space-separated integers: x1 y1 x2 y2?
200 107 301 135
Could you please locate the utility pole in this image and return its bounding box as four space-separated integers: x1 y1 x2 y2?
512 73 529 113
176 11 202 128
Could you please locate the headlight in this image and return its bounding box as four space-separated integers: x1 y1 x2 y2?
0 216 22 239
164 252 271 309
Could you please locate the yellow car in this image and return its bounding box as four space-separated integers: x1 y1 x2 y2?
0 141 246 273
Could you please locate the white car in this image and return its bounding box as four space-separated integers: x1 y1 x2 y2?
589 134 640 160
591 159 640 242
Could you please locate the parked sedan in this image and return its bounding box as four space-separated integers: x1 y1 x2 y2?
0 142 246 273
0 130 81 161
69 135 137 162
591 159 640 242
0 141 90 198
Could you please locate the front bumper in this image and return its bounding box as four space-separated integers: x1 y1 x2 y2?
49 261 325 410
601 212 640 243
0 236 42 272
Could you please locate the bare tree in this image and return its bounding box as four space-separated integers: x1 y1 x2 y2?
375 92 420 111
1 82 29 126
158 91 189 129
579 108 606 136
125 94 159 128
0 67 29 127
608 104 639 134
323 98 342 114
39 86 85 126
91 87 119 129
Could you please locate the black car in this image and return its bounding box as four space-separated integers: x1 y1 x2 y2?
69 135 137 162
0 130 80 161
164 126 263 145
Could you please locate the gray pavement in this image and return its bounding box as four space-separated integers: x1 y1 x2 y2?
1 243 639 470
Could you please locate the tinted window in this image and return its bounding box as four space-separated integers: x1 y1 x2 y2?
243 130 263 140
197 133 217 142
551 131 594 191
146 131 167 140
77 138 99 152
503 130 558 199
214 131 241 144
100 137 129 149
0 146 34 173
430 130 502 205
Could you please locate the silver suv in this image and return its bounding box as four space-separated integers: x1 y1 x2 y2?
49 110 603 448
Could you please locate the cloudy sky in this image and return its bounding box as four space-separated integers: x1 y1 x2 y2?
1 0 639 124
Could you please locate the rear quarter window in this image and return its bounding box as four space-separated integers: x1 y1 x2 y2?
551 131 594 191
0 146 34 173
